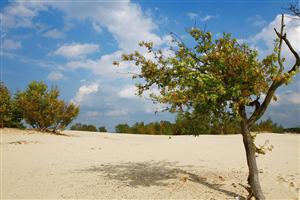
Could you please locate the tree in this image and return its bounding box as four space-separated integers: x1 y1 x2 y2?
70 123 98 132
116 15 299 199
286 1 300 17
115 123 131 133
98 126 107 132
15 81 79 132
0 82 23 128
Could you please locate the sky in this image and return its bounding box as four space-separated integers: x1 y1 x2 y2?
1 0 299 131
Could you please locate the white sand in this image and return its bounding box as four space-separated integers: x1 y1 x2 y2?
1 128 299 199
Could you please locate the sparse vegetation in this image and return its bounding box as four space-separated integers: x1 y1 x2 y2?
116 14 299 199
70 123 97 132
0 82 24 128
15 81 79 133
98 126 107 132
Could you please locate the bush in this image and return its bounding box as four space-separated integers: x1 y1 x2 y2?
0 82 23 128
15 81 79 132
251 118 284 133
284 127 300 133
98 126 107 132
115 123 131 133
70 123 97 132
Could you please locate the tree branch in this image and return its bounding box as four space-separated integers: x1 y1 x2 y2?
276 14 285 73
247 14 300 127
248 96 261 112
274 20 300 74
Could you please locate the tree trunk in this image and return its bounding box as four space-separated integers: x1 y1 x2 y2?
241 120 265 200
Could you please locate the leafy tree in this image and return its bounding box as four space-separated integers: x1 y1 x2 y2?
284 126 300 133
70 123 97 132
115 123 131 133
0 82 23 128
251 118 284 133
98 126 107 132
116 15 299 199
15 81 79 132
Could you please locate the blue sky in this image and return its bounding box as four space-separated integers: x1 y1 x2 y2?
1 0 299 131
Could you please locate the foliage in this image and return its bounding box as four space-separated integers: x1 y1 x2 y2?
70 123 97 132
98 126 107 132
284 126 300 133
115 123 131 133
116 15 299 199
15 81 79 132
0 82 24 128
251 118 284 133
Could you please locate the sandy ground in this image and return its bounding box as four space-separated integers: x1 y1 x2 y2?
0 128 299 199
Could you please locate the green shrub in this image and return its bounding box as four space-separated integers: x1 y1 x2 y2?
98 126 107 132
70 123 97 132
115 123 131 133
0 82 23 128
15 81 79 132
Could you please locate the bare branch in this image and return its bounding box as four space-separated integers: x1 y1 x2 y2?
274 15 300 74
276 14 285 73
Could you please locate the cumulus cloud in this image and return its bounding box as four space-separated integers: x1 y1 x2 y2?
65 51 136 79
43 29 65 39
251 14 300 65
52 43 99 58
47 71 65 81
73 83 99 105
0 1 47 31
2 39 22 50
118 85 137 99
105 108 129 117
274 91 300 106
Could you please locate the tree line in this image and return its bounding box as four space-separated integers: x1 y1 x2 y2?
115 118 299 135
70 123 107 132
0 81 79 133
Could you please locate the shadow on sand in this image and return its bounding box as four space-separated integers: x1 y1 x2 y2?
76 160 244 199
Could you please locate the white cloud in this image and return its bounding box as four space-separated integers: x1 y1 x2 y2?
86 111 101 118
268 90 300 107
288 92 300 104
43 29 65 39
52 43 99 58
65 50 135 79
186 12 198 20
73 83 99 105
0 1 47 31
2 39 22 50
47 71 65 81
118 85 137 99
92 22 102 33
251 14 300 65
105 108 129 117
248 15 267 27
201 15 213 22
44 1 164 52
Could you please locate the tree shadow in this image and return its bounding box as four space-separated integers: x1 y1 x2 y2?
76 160 244 199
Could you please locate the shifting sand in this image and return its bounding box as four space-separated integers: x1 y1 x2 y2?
1 128 299 199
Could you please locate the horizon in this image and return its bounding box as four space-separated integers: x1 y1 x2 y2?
1 0 299 131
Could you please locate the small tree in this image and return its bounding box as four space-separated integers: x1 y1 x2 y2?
115 123 131 133
0 82 23 128
116 15 299 199
98 126 107 132
15 81 79 132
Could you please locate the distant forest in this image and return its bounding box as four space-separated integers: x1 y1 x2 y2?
71 118 300 135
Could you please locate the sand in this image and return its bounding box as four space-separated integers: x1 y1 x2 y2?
1 128 299 199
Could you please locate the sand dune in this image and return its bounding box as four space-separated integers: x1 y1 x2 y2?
1 128 299 199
